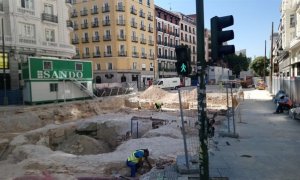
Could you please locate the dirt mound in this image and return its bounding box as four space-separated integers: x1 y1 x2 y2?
139 86 169 101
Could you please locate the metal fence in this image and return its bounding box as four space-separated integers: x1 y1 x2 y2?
265 76 300 105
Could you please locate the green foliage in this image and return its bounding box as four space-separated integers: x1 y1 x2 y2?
223 54 251 76
250 56 270 77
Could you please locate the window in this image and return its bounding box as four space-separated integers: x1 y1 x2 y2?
142 64 146 71
84 47 89 54
96 63 101 70
43 61 52 70
95 46 100 54
106 45 112 54
185 25 187 31
107 62 113 70
76 63 83 71
120 29 124 38
21 0 34 9
50 83 58 92
290 14 296 28
19 23 35 38
45 29 55 42
44 3 53 14
147 0 150 6
105 30 110 36
133 62 137 70
139 0 142 4
150 63 153 71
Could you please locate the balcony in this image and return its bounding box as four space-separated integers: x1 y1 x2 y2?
81 23 88 29
70 12 78 18
118 51 127 57
66 20 73 28
73 23 79 30
82 53 90 58
80 9 88 16
103 35 111 41
91 8 99 15
102 6 110 13
130 8 137 15
92 36 100 42
148 27 153 33
148 40 154 46
131 21 137 28
42 13 58 23
72 38 79 44
157 27 162 32
118 35 126 41
82 37 89 43
132 52 139 58
148 14 153 21
131 36 138 42
149 54 155 60
140 38 146 44
117 19 125 26
91 21 99 28
141 53 147 59
93 52 101 58
157 40 163 45
116 5 125 12
140 25 146 31
104 52 112 57
102 20 110 26
139 11 145 18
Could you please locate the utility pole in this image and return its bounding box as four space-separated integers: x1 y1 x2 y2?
264 40 266 82
2 18 7 105
269 22 274 93
196 0 209 179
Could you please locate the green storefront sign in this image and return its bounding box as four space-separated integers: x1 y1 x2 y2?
23 57 93 80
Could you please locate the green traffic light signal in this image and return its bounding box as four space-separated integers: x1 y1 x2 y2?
175 45 191 76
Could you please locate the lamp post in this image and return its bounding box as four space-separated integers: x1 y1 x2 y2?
2 18 7 105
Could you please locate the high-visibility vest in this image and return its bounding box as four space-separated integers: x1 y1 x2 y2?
127 150 144 163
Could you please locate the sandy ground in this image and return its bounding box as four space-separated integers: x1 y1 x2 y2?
0 85 241 179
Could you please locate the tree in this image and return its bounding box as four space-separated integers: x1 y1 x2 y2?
250 56 270 77
223 54 251 76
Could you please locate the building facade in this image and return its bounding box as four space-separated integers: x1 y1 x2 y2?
69 0 156 88
0 0 75 91
155 6 180 78
175 13 197 74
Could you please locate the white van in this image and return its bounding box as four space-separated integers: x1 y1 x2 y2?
153 77 181 89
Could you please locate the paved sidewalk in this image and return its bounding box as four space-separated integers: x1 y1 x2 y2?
210 89 300 180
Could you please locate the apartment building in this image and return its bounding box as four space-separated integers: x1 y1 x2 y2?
0 0 75 90
69 0 156 87
274 0 300 78
174 12 197 74
155 5 180 78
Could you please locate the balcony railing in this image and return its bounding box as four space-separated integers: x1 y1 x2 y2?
118 51 127 56
104 52 112 57
130 8 137 15
82 53 90 58
140 25 146 31
102 6 110 13
66 20 73 28
148 40 154 46
80 9 88 16
131 21 137 28
81 23 88 29
116 5 125 12
103 35 111 41
139 11 145 18
141 53 147 59
93 52 101 58
149 54 155 60
140 38 146 44
91 8 99 14
148 14 153 21
82 37 89 43
42 13 58 23
71 12 78 18
131 36 138 42
73 23 78 30
117 19 125 26
91 21 99 28
157 27 162 32
92 36 100 42
148 27 153 33
132 52 139 58
118 35 126 41
102 20 110 26
72 38 79 44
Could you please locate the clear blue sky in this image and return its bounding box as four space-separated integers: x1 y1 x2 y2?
155 0 281 59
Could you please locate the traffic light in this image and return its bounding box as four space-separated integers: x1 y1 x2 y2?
211 15 235 61
175 45 191 76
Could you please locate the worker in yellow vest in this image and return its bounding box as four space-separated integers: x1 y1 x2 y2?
126 149 152 177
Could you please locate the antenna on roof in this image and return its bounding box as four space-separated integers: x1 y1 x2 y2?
169 2 172 11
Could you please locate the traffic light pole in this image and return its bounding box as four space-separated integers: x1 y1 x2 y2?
196 0 209 179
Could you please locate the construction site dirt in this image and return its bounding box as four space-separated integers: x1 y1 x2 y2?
0 85 241 179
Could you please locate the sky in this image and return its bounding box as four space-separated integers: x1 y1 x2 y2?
155 0 282 60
